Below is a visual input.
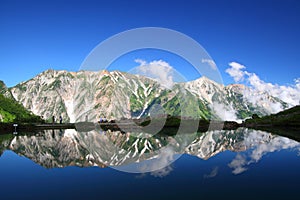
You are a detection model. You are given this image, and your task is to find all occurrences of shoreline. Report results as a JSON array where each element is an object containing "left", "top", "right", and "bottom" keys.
[
  {"left": 0, "top": 119, "right": 239, "bottom": 133},
  {"left": 1, "top": 120, "right": 300, "bottom": 142},
  {"left": 1, "top": 119, "right": 299, "bottom": 138}
]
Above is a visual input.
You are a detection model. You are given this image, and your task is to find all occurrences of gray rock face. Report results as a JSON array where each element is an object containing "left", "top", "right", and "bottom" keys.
[{"left": 9, "top": 70, "right": 289, "bottom": 122}]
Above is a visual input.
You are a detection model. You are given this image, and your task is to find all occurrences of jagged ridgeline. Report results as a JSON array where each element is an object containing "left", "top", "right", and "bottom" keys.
[
  {"left": 0, "top": 81, "right": 42, "bottom": 123},
  {"left": 4, "top": 69, "right": 289, "bottom": 123}
]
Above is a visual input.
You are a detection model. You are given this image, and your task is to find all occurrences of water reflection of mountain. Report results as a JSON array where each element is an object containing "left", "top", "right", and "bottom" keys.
[{"left": 0, "top": 128, "right": 299, "bottom": 170}]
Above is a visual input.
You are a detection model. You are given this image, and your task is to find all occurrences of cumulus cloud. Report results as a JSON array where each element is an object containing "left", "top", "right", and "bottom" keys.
[
  {"left": 132, "top": 59, "right": 176, "bottom": 89},
  {"left": 134, "top": 59, "right": 147, "bottom": 66},
  {"left": 242, "top": 88, "right": 284, "bottom": 114},
  {"left": 226, "top": 62, "right": 300, "bottom": 109},
  {"left": 201, "top": 58, "right": 217, "bottom": 70},
  {"left": 210, "top": 102, "right": 240, "bottom": 122},
  {"left": 295, "top": 78, "right": 300, "bottom": 89},
  {"left": 226, "top": 62, "right": 246, "bottom": 82}
]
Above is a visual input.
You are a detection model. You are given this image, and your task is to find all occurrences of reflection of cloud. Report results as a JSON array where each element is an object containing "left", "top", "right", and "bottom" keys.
[
  {"left": 204, "top": 166, "right": 219, "bottom": 178},
  {"left": 63, "top": 129, "right": 78, "bottom": 139},
  {"left": 201, "top": 58, "right": 217, "bottom": 70},
  {"left": 229, "top": 129, "right": 300, "bottom": 175},
  {"left": 135, "top": 173, "right": 147, "bottom": 179},
  {"left": 226, "top": 62, "right": 300, "bottom": 108},
  {"left": 228, "top": 154, "right": 248, "bottom": 175},
  {"left": 250, "top": 136, "right": 299, "bottom": 163},
  {"left": 133, "top": 59, "right": 175, "bottom": 89},
  {"left": 150, "top": 165, "right": 173, "bottom": 178},
  {"left": 139, "top": 147, "right": 175, "bottom": 177}
]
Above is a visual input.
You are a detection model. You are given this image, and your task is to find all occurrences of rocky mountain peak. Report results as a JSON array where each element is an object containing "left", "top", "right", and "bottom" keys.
[{"left": 8, "top": 70, "right": 290, "bottom": 122}]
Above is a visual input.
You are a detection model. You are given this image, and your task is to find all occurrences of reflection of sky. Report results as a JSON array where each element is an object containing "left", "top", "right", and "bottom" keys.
[
  {"left": 1, "top": 128, "right": 300, "bottom": 199},
  {"left": 1, "top": 143, "right": 300, "bottom": 199}
]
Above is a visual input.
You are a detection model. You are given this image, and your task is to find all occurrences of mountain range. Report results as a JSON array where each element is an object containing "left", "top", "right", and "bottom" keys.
[{"left": 0, "top": 69, "right": 293, "bottom": 123}]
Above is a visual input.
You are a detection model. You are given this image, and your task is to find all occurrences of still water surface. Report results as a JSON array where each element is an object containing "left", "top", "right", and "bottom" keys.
[{"left": 0, "top": 128, "right": 299, "bottom": 199}]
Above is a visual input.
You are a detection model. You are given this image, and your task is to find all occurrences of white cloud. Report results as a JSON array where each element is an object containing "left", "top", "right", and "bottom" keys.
[
  {"left": 134, "top": 58, "right": 147, "bottom": 66},
  {"left": 132, "top": 59, "right": 175, "bottom": 89},
  {"left": 226, "top": 62, "right": 246, "bottom": 82},
  {"left": 226, "top": 62, "right": 300, "bottom": 108},
  {"left": 202, "top": 58, "right": 217, "bottom": 70},
  {"left": 295, "top": 78, "right": 300, "bottom": 90},
  {"left": 210, "top": 102, "right": 240, "bottom": 122},
  {"left": 242, "top": 89, "right": 284, "bottom": 114}
]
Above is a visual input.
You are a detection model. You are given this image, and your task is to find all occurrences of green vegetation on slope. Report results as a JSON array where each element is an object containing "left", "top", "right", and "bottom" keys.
[
  {"left": 245, "top": 105, "right": 300, "bottom": 127},
  {"left": 0, "top": 93, "right": 43, "bottom": 123},
  {"left": 0, "top": 80, "right": 7, "bottom": 94}
]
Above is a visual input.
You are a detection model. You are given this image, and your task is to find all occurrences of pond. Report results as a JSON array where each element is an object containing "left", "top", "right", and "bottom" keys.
[{"left": 0, "top": 128, "right": 299, "bottom": 200}]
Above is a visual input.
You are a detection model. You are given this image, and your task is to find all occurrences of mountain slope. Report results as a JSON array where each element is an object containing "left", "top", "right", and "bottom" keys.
[
  {"left": 0, "top": 81, "right": 42, "bottom": 123},
  {"left": 9, "top": 70, "right": 291, "bottom": 123},
  {"left": 0, "top": 80, "right": 13, "bottom": 99},
  {"left": 10, "top": 70, "right": 166, "bottom": 122}
]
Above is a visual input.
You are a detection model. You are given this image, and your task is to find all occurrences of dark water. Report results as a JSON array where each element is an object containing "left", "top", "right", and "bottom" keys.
[{"left": 0, "top": 128, "right": 299, "bottom": 200}]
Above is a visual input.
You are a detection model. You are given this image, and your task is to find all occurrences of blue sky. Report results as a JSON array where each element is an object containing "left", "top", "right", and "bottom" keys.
[{"left": 0, "top": 0, "right": 300, "bottom": 87}]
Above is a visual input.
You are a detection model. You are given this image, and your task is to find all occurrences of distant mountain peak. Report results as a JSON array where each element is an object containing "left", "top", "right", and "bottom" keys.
[
  {"left": 0, "top": 80, "right": 7, "bottom": 94},
  {"left": 0, "top": 80, "right": 13, "bottom": 99},
  {"left": 8, "top": 70, "right": 290, "bottom": 122},
  {"left": 225, "top": 84, "right": 246, "bottom": 93}
]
